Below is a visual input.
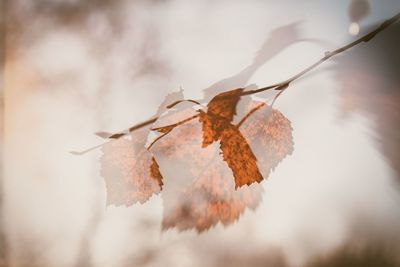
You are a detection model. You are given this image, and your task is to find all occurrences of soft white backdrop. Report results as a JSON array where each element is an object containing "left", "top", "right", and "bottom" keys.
[{"left": 3, "top": 1, "right": 400, "bottom": 266}]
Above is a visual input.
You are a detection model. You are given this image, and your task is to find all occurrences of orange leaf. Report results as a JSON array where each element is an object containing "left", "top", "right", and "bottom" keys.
[
  {"left": 151, "top": 116, "right": 263, "bottom": 232},
  {"left": 100, "top": 128, "right": 163, "bottom": 206},
  {"left": 99, "top": 90, "right": 294, "bottom": 232},
  {"left": 240, "top": 100, "right": 294, "bottom": 178},
  {"left": 219, "top": 123, "right": 263, "bottom": 188},
  {"left": 198, "top": 107, "right": 263, "bottom": 188},
  {"left": 162, "top": 160, "right": 263, "bottom": 232},
  {"left": 206, "top": 88, "right": 244, "bottom": 121}
]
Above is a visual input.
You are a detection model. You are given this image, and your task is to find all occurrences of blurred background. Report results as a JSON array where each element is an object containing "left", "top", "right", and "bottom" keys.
[{"left": 1, "top": 0, "right": 400, "bottom": 266}]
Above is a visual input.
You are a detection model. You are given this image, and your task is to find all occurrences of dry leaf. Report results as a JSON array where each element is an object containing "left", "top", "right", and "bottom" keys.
[
  {"left": 99, "top": 89, "right": 187, "bottom": 205},
  {"left": 219, "top": 123, "right": 264, "bottom": 188},
  {"left": 240, "top": 100, "right": 294, "bottom": 178},
  {"left": 151, "top": 118, "right": 263, "bottom": 232},
  {"left": 199, "top": 89, "right": 264, "bottom": 188},
  {"left": 162, "top": 160, "right": 263, "bottom": 232},
  {"left": 100, "top": 128, "right": 163, "bottom": 206},
  {"left": 99, "top": 88, "right": 294, "bottom": 232},
  {"left": 206, "top": 88, "right": 244, "bottom": 121}
]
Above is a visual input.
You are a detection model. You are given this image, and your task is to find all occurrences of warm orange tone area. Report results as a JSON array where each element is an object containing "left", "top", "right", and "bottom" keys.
[
  {"left": 100, "top": 88, "right": 294, "bottom": 232},
  {"left": 100, "top": 127, "right": 163, "bottom": 206}
]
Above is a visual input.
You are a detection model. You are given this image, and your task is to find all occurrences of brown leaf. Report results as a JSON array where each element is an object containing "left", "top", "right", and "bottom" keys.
[
  {"left": 219, "top": 123, "right": 263, "bottom": 188},
  {"left": 198, "top": 110, "right": 216, "bottom": 147},
  {"left": 98, "top": 89, "right": 189, "bottom": 206},
  {"left": 100, "top": 128, "right": 163, "bottom": 206},
  {"left": 162, "top": 160, "right": 263, "bottom": 232},
  {"left": 151, "top": 115, "right": 263, "bottom": 232},
  {"left": 240, "top": 100, "right": 294, "bottom": 178},
  {"left": 199, "top": 88, "right": 264, "bottom": 188},
  {"left": 198, "top": 107, "right": 263, "bottom": 188},
  {"left": 206, "top": 88, "right": 244, "bottom": 121},
  {"left": 99, "top": 90, "right": 293, "bottom": 232}
]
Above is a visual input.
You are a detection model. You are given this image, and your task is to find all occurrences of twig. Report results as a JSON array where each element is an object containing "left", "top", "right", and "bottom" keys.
[
  {"left": 241, "top": 11, "right": 400, "bottom": 97},
  {"left": 148, "top": 114, "right": 200, "bottom": 149},
  {"left": 71, "top": 12, "right": 400, "bottom": 155},
  {"left": 236, "top": 103, "right": 266, "bottom": 128},
  {"left": 166, "top": 99, "right": 202, "bottom": 109},
  {"left": 94, "top": 117, "right": 158, "bottom": 139},
  {"left": 70, "top": 142, "right": 108, "bottom": 155},
  {"left": 270, "top": 89, "right": 286, "bottom": 107}
]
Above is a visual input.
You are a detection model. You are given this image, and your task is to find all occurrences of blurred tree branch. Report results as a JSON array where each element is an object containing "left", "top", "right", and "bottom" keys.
[{"left": 72, "top": 11, "right": 400, "bottom": 155}]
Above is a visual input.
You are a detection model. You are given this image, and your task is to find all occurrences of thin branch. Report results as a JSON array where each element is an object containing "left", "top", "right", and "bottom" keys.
[
  {"left": 95, "top": 101, "right": 202, "bottom": 139},
  {"left": 71, "top": 117, "right": 159, "bottom": 154},
  {"left": 151, "top": 114, "right": 200, "bottom": 133},
  {"left": 70, "top": 142, "right": 108, "bottom": 155},
  {"left": 121, "top": 117, "right": 158, "bottom": 138},
  {"left": 71, "top": 12, "right": 400, "bottom": 155},
  {"left": 241, "top": 11, "right": 400, "bottom": 97},
  {"left": 166, "top": 99, "right": 202, "bottom": 109},
  {"left": 270, "top": 89, "right": 286, "bottom": 107},
  {"left": 95, "top": 117, "right": 158, "bottom": 139},
  {"left": 236, "top": 102, "right": 266, "bottom": 128},
  {"left": 148, "top": 114, "right": 199, "bottom": 149},
  {"left": 146, "top": 132, "right": 170, "bottom": 150}
]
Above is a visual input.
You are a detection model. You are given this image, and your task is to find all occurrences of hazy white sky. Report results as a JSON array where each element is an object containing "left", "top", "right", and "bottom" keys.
[{"left": 3, "top": 1, "right": 400, "bottom": 267}]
